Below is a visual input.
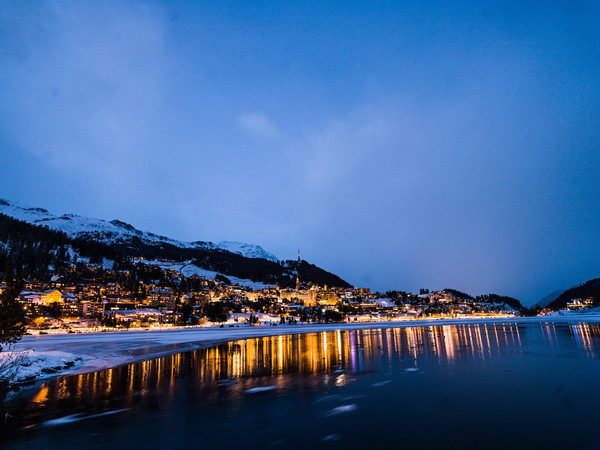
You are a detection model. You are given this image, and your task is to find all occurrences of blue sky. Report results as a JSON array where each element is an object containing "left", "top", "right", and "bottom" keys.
[{"left": 1, "top": 1, "right": 599, "bottom": 303}]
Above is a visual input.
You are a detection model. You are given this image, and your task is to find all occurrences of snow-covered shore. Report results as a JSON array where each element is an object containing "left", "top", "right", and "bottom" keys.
[
  {"left": 7, "top": 311, "right": 600, "bottom": 383},
  {"left": 0, "top": 350, "right": 84, "bottom": 384}
]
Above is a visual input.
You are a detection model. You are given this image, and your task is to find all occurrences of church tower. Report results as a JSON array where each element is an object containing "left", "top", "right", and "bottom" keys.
[{"left": 296, "top": 248, "right": 301, "bottom": 291}]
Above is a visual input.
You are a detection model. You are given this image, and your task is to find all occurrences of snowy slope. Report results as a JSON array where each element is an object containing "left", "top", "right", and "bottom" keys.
[
  {"left": 137, "top": 259, "right": 276, "bottom": 290},
  {"left": 0, "top": 198, "right": 278, "bottom": 261},
  {"left": 216, "top": 241, "right": 278, "bottom": 261}
]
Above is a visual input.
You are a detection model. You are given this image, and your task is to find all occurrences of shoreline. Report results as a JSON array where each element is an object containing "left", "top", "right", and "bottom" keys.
[{"left": 10, "top": 313, "right": 600, "bottom": 382}]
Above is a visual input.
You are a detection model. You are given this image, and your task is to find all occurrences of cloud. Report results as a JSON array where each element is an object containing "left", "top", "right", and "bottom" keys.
[
  {"left": 238, "top": 112, "right": 279, "bottom": 139},
  {"left": 0, "top": 1, "right": 170, "bottom": 175},
  {"left": 288, "top": 104, "right": 419, "bottom": 193}
]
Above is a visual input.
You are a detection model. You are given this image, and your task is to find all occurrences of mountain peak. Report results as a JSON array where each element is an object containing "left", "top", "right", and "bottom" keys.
[
  {"left": 216, "top": 241, "right": 278, "bottom": 262},
  {"left": 109, "top": 219, "right": 139, "bottom": 232}
]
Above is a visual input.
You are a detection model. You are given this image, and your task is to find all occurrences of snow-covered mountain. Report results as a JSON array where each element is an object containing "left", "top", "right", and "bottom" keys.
[
  {"left": 216, "top": 241, "right": 277, "bottom": 261},
  {"left": 0, "top": 198, "right": 279, "bottom": 262}
]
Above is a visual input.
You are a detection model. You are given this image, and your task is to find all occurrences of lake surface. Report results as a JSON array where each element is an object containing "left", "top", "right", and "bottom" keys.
[{"left": 4, "top": 322, "right": 600, "bottom": 449}]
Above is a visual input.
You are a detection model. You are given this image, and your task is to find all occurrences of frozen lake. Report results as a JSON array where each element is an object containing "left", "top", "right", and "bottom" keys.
[{"left": 4, "top": 322, "right": 600, "bottom": 448}]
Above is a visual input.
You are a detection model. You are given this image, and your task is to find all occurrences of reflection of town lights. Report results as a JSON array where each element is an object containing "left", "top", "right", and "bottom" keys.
[{"left": 27, "top": 323, "right": 600, "bottom": 412}]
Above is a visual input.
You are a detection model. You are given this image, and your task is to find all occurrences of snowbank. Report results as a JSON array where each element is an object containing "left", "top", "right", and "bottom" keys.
[
  {"left": 0, "top": 350, "right": 84, "bottom": 383},
  {"left": 543, "top": 306, "right": 600, "bottom": 319}
]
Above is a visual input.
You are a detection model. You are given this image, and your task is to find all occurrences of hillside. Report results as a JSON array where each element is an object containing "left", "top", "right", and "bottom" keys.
[
  {"left": 546, "top": 279, "right": 600, "bottom": 310},
  {"left": 443, "top": 290, "right": 527, "bottom": 314},
  {"left": 0, "top": 199, "right": 278, "bottom": 261},
  {"left": 477, "top": 294, "right": 527, "bottom": 314},
  {"left": 0, "top": 210, "right": 351, "bottom": 289},
  {"left": 535, "top": 289, "right": 567, "bottom": 309}
]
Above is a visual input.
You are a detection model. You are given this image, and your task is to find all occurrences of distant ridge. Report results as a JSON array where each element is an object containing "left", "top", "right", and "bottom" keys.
[{"left": 535, "top": 289, "right": 567, "bottom": 309}]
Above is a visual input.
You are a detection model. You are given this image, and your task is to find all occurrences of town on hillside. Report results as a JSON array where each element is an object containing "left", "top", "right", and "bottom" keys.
[{"left": 0, "top": 257, "right": 529, "bottom": 333}]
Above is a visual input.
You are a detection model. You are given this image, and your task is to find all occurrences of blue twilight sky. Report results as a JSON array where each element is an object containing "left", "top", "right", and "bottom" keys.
[{"left": 1, "top": 1, "right": 599, "bottom": 303}]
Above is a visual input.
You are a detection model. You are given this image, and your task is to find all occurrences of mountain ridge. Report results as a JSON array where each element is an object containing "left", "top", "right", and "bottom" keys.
[
  {"left": 0, "top": 198, "right": 278, "bottom": 262},
  {"left": 0, "top": 201, "right": 351, "bottom": 289}
]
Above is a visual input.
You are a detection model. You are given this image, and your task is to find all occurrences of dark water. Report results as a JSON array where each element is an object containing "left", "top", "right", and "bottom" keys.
[{"left": 4, "top": 322, "right": 600, "bottom": 449}]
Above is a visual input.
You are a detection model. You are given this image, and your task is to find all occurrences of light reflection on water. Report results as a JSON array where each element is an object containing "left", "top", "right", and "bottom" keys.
[
  {"left": 6, "top": 322, "right": 600, "bottom": 448},
  {"left": 20, "top": 323, "right": 600, "bottom": 406},
  {"left": 570, "top": 322, "right": 600, "bottom": 357},
  {"left": 34, "top": 324, "right": 532, "bottom": 405}
]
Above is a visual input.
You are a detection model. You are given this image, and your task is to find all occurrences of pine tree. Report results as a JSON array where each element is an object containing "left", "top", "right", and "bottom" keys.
[{"left": 0, "top": 285, "right": 25, "bottom": 352}]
